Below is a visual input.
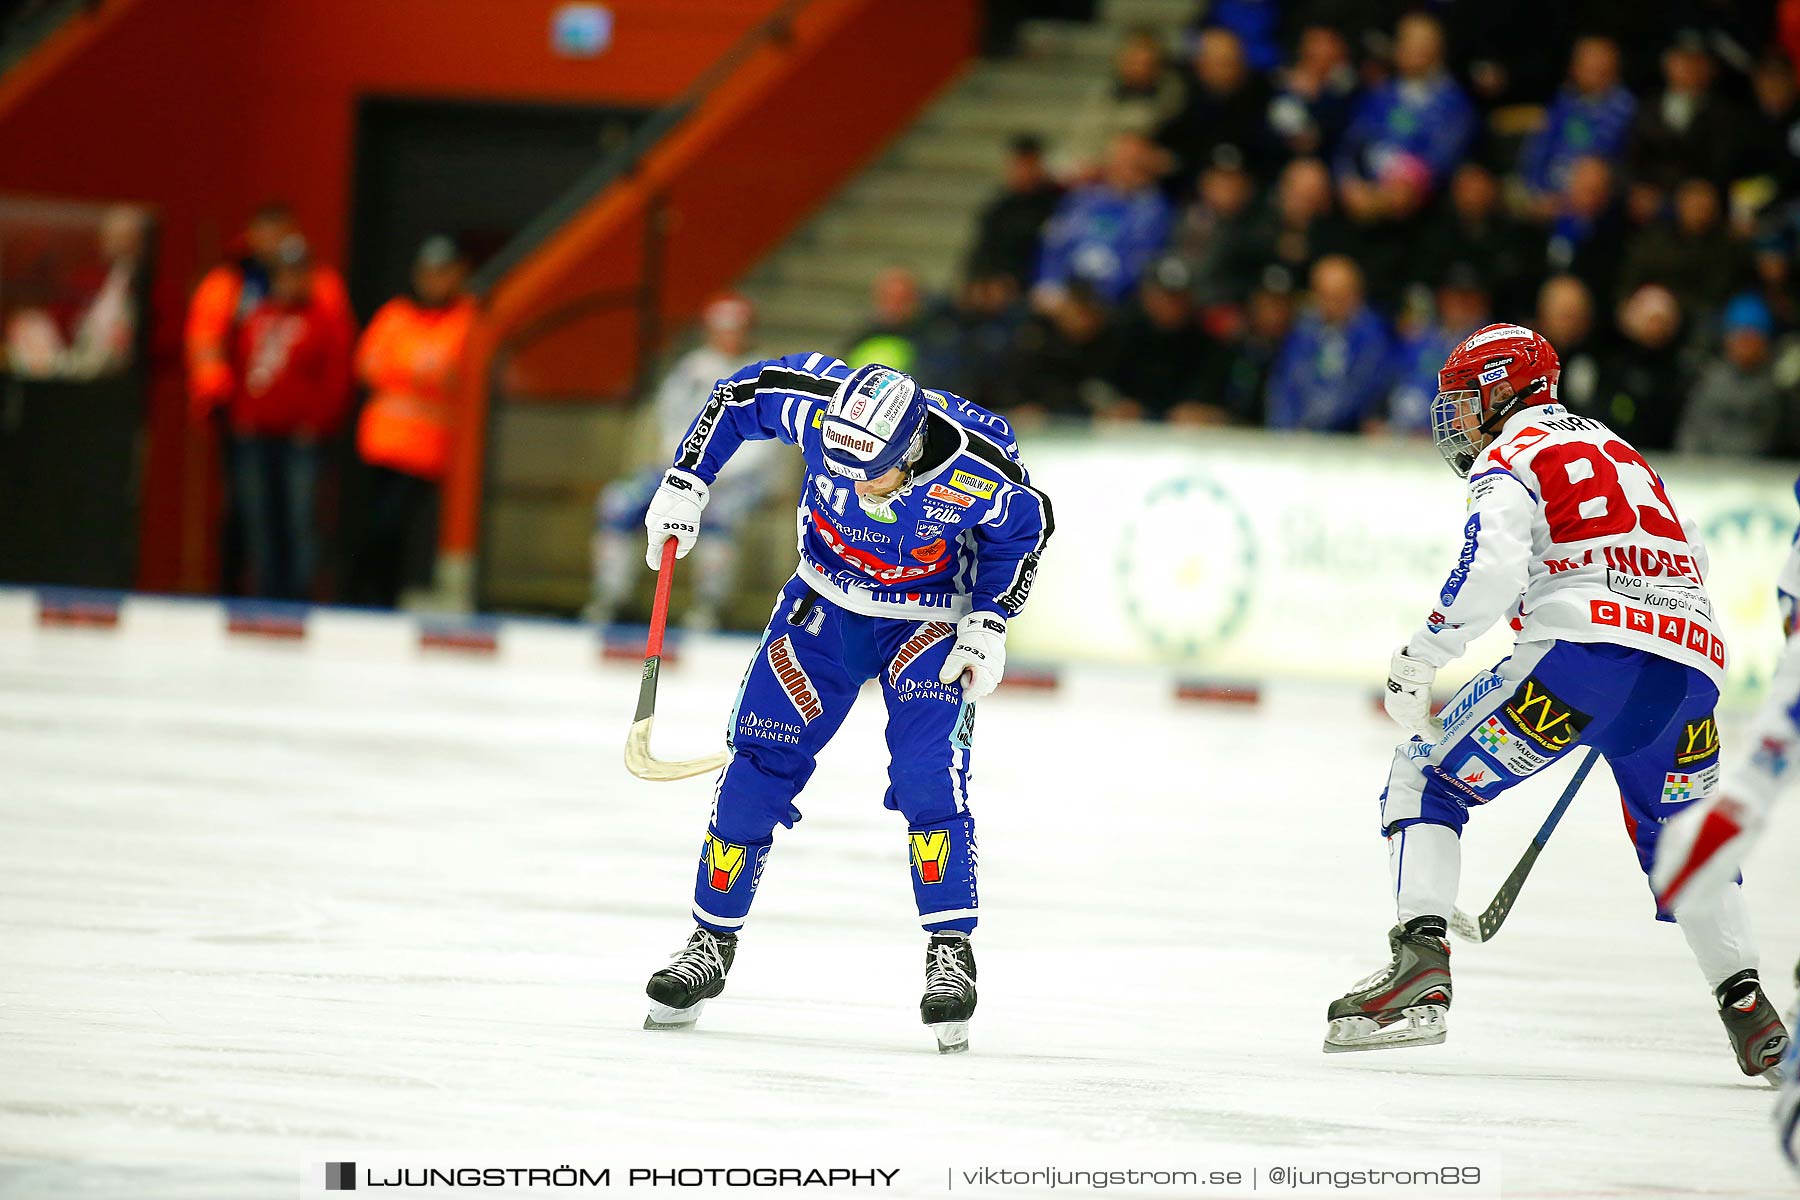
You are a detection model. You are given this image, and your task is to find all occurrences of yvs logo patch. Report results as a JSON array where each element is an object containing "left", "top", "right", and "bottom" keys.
[
  {"left": 909, "top": 829, "right": 950, "bottom": 885},
  {"left": 1675, "top": 715, "right": 1720, "bottom": 769},
  {"left": 704, "top": 834, "right": 747, "bottom": 892},
  {"left": 1502, "top": 677, "right": 1591, "bottom": 753}
]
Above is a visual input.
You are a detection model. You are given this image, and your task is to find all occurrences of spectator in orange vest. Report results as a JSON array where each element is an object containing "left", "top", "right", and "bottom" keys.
[
  {"left": 225, "top": 235, "right": 354, "bottom": 600},
  {"left": 185, "top": 201, "right": 351, "bottom": 594},
  {"left": 348, "top": 236, "right": 475, "bottom": 608}
]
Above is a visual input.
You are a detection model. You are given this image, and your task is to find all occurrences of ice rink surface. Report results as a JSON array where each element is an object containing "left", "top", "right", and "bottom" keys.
[{"left": 2, "top": 625, "right": 1796, "bottom": 1198}]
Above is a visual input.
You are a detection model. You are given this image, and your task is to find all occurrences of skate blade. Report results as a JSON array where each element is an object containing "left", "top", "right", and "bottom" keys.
[
  {"left": 644, "top": 999, "right": 706, "bottom": 1031},
  {"left": 930, "top": 1021, "right": 970, "bottom": 1054},
  {"left": 1323, "top": 1004, "right": 1447, "bottom": 1054}
]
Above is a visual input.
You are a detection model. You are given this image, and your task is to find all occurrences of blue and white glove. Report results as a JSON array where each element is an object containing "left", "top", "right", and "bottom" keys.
[
  {"left": 940, "top": 612, "right": 1007, "bottom": 701},
  {"left": 644, "top": 468, "right": 708, "bottom": 569}
]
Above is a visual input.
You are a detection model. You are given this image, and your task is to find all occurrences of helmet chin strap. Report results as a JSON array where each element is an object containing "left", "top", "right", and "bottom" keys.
[{"left": 1474, "top": 379, "right": 1548, "bottom": 440}]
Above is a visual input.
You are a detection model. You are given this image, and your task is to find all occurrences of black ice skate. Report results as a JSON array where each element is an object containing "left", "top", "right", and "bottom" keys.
[
  {"left": 920, "top": 931, "right": 977, "bottom": 1054},
  {"left": 1323, "top": 916, "right": 1452, "bottom": 1053},
  {"left": 1717, "top": 969, "right": 1790, "bottom": 1082},
  {"left": 644, "top": 928, "right": 736, "bottom": 1031}
]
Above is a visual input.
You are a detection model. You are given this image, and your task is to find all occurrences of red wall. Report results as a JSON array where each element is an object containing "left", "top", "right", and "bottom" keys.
[
  {"left": 0, "top": 0, "right": 787, "bottom": 590},
  {"left": 450, "top": 0, "right": 980, "bottom": 558}
]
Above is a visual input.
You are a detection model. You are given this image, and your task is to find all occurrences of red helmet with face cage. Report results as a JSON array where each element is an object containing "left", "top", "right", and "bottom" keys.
[{"left": 1432, "top": 323, "right": 1561, "bottom": 477}]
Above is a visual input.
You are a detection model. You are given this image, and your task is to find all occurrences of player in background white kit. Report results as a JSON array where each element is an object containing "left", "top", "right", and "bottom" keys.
[
  {"left": 1654, "top": 478, "right": 1800, "bottom": 1164},
  {"left": 588, "top": 295, "right": 781, "bottom": 630},
  {"left": 1324, "top": 324, "right": 1789, "bottom": 1079}
]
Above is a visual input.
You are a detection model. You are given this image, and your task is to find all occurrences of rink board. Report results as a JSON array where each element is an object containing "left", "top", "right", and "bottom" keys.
[{"left": 1009, "top": 428, "right": 1798, "bottom": 706}]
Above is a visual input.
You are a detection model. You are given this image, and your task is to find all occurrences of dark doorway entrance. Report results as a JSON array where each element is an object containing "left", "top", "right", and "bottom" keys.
[{"left": 346, "top": 97, "right": 650, "bottom": 318}]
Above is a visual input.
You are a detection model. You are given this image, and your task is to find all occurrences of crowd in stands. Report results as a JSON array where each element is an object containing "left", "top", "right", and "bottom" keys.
[{"left": 850, "top": 4, "right": 1800, "bottom": 458}]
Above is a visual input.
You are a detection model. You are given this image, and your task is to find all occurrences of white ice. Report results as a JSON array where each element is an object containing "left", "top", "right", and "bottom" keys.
[{"left": 1, "top": 625, "right": 1795, "bottom": 1198}]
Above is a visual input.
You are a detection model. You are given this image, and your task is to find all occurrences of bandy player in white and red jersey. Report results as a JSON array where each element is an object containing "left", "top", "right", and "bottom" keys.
[{"left": 1323, "top": 323, "right": 1790, "bottom": 1079}]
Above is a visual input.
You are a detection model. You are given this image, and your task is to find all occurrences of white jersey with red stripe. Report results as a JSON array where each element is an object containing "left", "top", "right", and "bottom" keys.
[{"left": 1404, "top": 402, "right": 1725, "bottom": 686}]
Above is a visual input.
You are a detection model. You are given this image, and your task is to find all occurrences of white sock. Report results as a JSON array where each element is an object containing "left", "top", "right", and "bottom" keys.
[
  {"left": 1675, "top": 881, "right": 1760, "bottom": 993},
  {"left": 1390, "top": 823, "right": 1461, "bottom": 925}
]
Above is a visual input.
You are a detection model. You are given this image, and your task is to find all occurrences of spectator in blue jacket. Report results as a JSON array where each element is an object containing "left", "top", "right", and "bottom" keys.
[
  {"left": 1518, "top": 36, "right": 1637, "bottom": 215},
  {"left": 1036, "top": 132, "right": 1175, "bottom": 304},
  {"left": 1267, "top": 254, "right": 1391, "bottom": 432},
  {"left": 1379, "top": 265, "right": 1493, "bottom": 435},
  {"left": 1335, "top": 13, "right": 1477, "bottom": 224}
]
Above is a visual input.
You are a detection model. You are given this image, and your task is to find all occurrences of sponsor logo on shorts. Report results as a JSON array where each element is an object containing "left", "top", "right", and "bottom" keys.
[
  {"left": 949, "top": 470, "right": 998, "bottom": 500},
  {"left": 892, "top": 676, "right": 961, "bottom": 704},
  {"left": 1675, "top": 715, "right": 1720, "bottom": 768},
  {"left": 1502, "top": 677, "right": 1592, "bottom": 753},
  {"left": 738, "top": 711, "right": 804, "bottom": 745},
  {"left": 953, "top": 700, "right": 976, "bottom": 749},
  {"left": 1661, "top": 771, "right": 1698, "bottom": 804},
  {"left": 1453, "top": 754, "right": 1502, "bottom": 792},
  {"left": 887, "top": 622, "right": 955, "bottom": 686},
  {"left": 1440, "top": 671, "right": 1505, "bottom": 736},
  {"left": 767, "top": 635, "right": 825, "bottom": 723},
  {"left": 1474, "top": 715, "right": 1553, "bottom": 775},
  {"left": 910, "top": 538, "right": 947, "bottom": 563},
  {"left": 910, "top": 829, "right": 950, "bottom": 885},
  {"left": 927, "top": 483, "right": 974, "bottom": 508},
  {"left": 705, "top": 834, "right": 747, "bottom": 892}
]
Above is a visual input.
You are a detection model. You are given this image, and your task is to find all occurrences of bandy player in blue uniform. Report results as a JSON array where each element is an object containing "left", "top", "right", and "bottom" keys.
[
  {"left": 636, "top": 355, "right": 1052, "bottom": 1053},
  {"left": 1322, "top": 324, "right": 1789, "bottom": 1079}
]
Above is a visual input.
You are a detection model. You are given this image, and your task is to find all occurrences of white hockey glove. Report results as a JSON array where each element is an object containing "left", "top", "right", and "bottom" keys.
[
  {"left": 940, "top": 612, "right": 1007, "bottom": 701},
  {"left": 644, "top": 468, "right": 708, "bottom": 570},
  {"left": 1652, "top": 790, "right": 1768, "bottom": 913},
  {"left": 1384, "top": 647, "right": 1439, "bottom": 740}
]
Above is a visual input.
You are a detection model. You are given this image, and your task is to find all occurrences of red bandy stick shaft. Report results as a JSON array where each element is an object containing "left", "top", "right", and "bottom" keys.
[{"left": 645, "top": 538, "right": 678, "bottom": 659}]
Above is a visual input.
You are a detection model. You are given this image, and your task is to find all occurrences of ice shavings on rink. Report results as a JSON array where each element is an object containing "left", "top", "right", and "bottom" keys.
[{"left": 0, "top": 623, "right": 1794, "bottom": 1197}]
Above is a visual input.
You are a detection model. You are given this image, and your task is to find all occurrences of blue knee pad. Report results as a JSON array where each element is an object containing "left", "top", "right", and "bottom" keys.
[{"left": 907, "top": 813, "right": 978, "bottom": 934}]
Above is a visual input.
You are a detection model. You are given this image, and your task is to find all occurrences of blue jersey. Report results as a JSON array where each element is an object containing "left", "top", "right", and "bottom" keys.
[{"left": 673, "top": 352, "right": 1054, "bottom": 623}]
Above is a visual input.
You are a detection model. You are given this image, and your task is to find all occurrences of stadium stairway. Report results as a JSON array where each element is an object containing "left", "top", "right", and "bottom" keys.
[{"left": 740, "top": 0, "right": 1198, "bottom": 358}]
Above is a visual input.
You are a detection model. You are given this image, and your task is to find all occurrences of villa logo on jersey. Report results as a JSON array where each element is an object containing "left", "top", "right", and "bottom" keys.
[
  {"left": 909, "top": 830, "right": 951, "bottom": 885},
  {"left": 704, "top": 834, "right": 747, "bottom": 892},
  {"left": 1675, "top": 716, "right": 1720, "bottom": 767},
  {"left": 767, "top": 635, "right": 825, "bottom": 723},
  {"left": 887, "top": 622, "right": 955, "bottom": 685},
  {"left": 910, "top": 538, "right": 947, "bottom": 563},
  {"left": 1502, "top": 677, "right": 1591, "bottom": 752},
  {"left": 948, "top": 470, "right": 998, "bottom": 500}
]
